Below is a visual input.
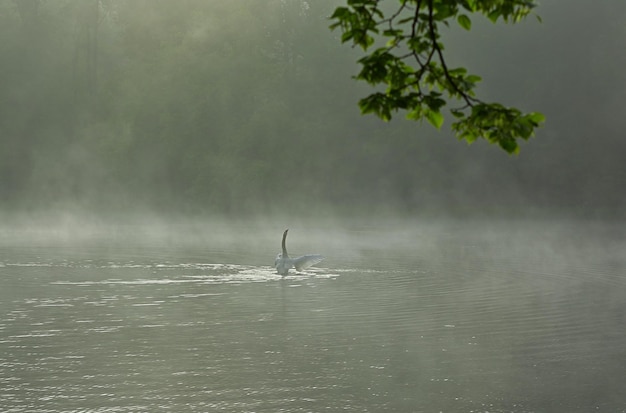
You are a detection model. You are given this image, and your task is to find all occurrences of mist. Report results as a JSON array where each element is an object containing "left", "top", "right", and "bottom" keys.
[
  {"left": 1, "top": 0, "right": 624, "bottom": 222},
  {"left": 1, "top": 2, "right": 626, "bottom": 411}
]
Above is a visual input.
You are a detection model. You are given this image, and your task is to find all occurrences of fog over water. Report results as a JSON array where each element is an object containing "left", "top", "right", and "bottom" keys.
[
  {"left": 1, "top": 0, "right": 625, "bottom": 411},
  {"left": 1, "top": 219, "right": 626, "bottom": 411}
]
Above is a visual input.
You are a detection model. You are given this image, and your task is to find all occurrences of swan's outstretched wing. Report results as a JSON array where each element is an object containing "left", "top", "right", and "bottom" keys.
[{"left": 293, "top": 254, "right": 324, "bottom": 271}]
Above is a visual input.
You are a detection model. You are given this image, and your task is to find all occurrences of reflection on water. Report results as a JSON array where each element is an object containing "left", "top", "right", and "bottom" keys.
[{"left": 1, "top": 219, "right": 625, "bottom": 412}]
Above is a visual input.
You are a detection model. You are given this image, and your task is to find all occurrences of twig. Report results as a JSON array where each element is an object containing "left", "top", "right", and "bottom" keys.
[{"left": 426, "top": 0, "right": 478, "bottom": 106}]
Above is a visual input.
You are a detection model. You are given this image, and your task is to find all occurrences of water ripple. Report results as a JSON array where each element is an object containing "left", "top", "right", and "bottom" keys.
[{"left": 1, "top": 221, "right": 625, "bottom": 412}]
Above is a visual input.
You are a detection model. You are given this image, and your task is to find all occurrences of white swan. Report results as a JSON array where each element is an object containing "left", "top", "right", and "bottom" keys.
[{"left": 275, "top": 229, "right": 324, "bottom": 276}]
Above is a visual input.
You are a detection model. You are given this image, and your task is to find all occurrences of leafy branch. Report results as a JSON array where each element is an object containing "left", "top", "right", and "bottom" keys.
[{"left": 330, "top": 0, "right": 545, "bottom": 154}]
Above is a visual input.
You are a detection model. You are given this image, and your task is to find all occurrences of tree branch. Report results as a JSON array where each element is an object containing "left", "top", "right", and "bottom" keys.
[{"left": 426, "top": 0, "right": 477, "bottom": 107}]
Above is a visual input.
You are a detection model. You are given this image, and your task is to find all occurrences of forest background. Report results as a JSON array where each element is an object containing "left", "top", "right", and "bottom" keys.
[{"left": 1, "top": 0, "right": 624, "bottom": 219}]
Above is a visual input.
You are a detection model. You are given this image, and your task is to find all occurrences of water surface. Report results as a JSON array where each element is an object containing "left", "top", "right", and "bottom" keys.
[{"left": 1, "top": 219, "right": 625, "bottom": 412}]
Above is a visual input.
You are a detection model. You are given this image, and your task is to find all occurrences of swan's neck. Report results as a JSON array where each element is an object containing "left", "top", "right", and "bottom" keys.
[{"left": 281, "top": 229, "right": 289, "bottom": 258}]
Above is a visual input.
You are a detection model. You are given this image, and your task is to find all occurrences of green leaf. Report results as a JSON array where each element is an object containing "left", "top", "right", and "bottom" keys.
[
  {"left": 487, "top": 10, "right": 501, "bottom": 23},
  {"left": 424, "top": 93, "right": 446, "bottom": 112},
  {"left": 330, "top": 7, "right": 350, "bottom": 20},
  {"left": 383, "top": 29, "right": 403, "bottom": 37},
  {"left": 462, "top": 130, "right": 478, "bottom": 144},
  {"left": 359, "top": 93, "right": 393, "bottom": 121},
  {"left": 466, "top": 74, "right": 482, "bottom": 84},
  {"left": 448, "top": 67, "right": 467, "bottom": 77},
  {"left": 526, "top": 112, "right": 546, "bottom": 125},
  {"left": 462, "top": 0, "right": 477, "bottom": 13},
  {"left": 433, "top": 4, "right": 456, "bottom": 21},
  {"left": 425, "top": 110, "right": 444, "bottom": 129},
  {"left": 406, "top": 105, "right": 423, "bottom": 121},
  {"left": 341, "top": 31, "right": 354, "bottom": 43},
  {"left": 450, "top": 109, "right": 465, "bottom": 119},
  {"left": 514, "top": 119, "right": 533, "bottom": 139},
  {"left": 499, "top": 137, "right": 520, "bottom": 154},
  {"left": 457, "top": 14, "right": 472, "bottom": 30}
]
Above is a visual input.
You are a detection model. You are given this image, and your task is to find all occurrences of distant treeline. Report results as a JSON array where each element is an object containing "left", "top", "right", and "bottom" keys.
[{"left": 1, "top": 0, "right": 624, "bottom": 217}]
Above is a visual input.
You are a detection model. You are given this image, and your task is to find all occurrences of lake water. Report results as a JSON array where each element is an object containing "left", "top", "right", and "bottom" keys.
[{"left": 1, "top": 218, "right": 625, "bottom": 412}]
